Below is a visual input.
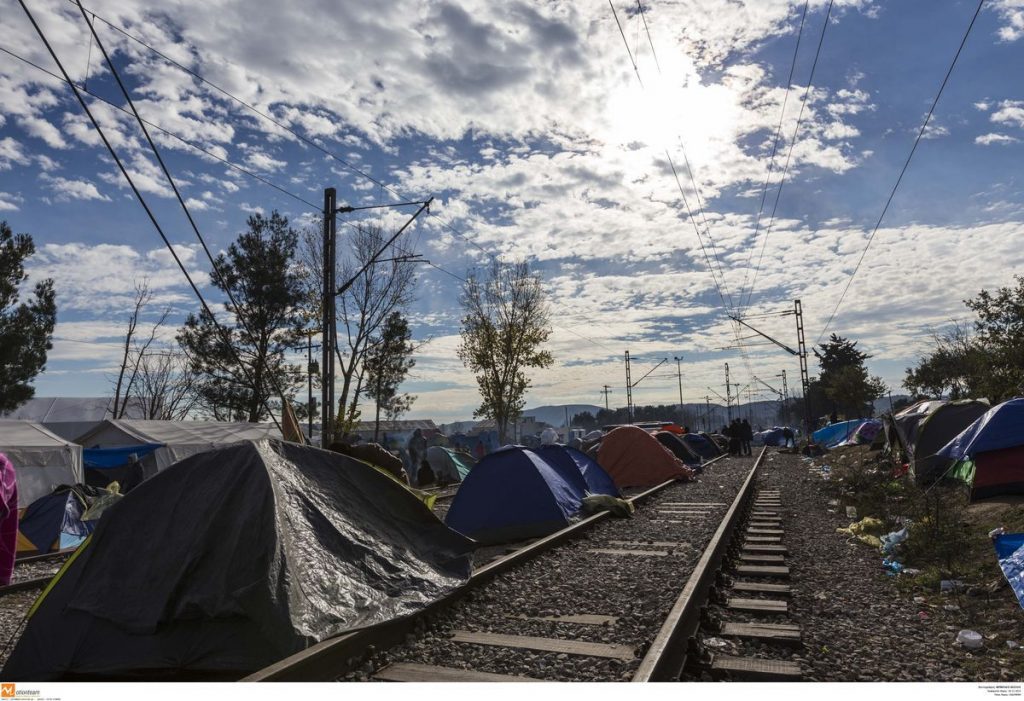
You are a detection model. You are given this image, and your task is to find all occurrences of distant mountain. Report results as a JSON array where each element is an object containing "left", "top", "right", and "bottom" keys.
[{"left": 522, "top": 404, "right": 603, "bottom": 427}]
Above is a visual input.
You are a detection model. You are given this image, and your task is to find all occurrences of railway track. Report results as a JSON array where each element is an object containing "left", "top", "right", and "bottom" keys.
[
  {"left": 0, "top": 550, "right": 74, "bottom": 598},
  {"left": 245, "top": 448, "right": 764, "bottom": 682}
]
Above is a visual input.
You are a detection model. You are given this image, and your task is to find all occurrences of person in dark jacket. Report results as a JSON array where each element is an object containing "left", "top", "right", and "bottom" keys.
[
  {"left": 726, "top": 420, "right": 741, "bottom": 456},
  {"left": 740, "top": 419, "right": 753, "bottom": 456}
]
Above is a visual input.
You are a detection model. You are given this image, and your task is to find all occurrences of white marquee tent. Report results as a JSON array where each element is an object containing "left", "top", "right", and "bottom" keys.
[
  {"left": 74, "top": 420, "right": 282, "bottom": 472},
  {"left": 0, "top": 420, "right": 84, "bottom": 506}
]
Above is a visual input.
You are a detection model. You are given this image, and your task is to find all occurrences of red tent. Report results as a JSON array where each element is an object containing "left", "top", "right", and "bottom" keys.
[{"left": 597, "top": 426, "right": 695, "bottom": 488}]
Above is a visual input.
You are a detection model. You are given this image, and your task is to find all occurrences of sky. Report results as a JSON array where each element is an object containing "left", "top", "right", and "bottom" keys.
[{"left": 1, "top": 0, "right": 1023, "bottom": 423}]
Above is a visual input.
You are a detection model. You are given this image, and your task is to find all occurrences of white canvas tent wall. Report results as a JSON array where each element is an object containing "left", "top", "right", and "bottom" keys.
[
  {"left": 0, "top": 420, "right": 84, "bottom": 506},
  {"left": 75, "top": 420, "right": 281, "bottom": 472},
  {"left": 1, "top": 396, "right": 147, "bottom": 441}
]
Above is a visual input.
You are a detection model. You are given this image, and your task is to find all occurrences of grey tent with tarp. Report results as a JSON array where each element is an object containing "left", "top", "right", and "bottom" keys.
[{"left": 2, "top": 439, "right": 473, "bottom": 681}]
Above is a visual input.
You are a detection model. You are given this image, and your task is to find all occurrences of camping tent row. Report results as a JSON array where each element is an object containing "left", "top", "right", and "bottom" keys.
[
  {"left": 885, "top": 399, "right": 990, "bottom": 485},
  {"left": 2, "top": 439, "right": 474, "bottom": 681},
  {"left": 935, "top": 398, "right": 1024, "bottom": 500},
  {"left": 0, "top": 419, "right": 281, "bottom": 555},
  {"left": 447, "top": 426, "right": 706, "bottom": 545}
]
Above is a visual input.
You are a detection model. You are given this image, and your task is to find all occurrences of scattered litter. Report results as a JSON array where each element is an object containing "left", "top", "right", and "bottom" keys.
[
  {"left": 880, "top": 527, "right": 909, "bottom": 554},
  {"left": 703, "top": 637, "right": 729, "bottom": 649},
  {"left": 941, "top": 579, "right": 966, "bottom": 594},
  {"left": 845, "top": 506, "right": 858, "bottom": 519},
  {"left": 918, "top": 611, "right": 929, "bottom": 620},
  {"left": 944, "top": 604, "right": 961, "bottom": 612},
  {"left": 882, "top": 557, "right": 903, "bottom": 574},
  {"left": 903, "top": 568, "right": 921, "bottom": 576},
  {"left": 913, "top": 596, "right": 926, "bottom": 604},
  {"left": 1007, "top": 640, "right": 1019, "bottom": 649},
  {"left": 956, "top": 630, "right": 984, "bottom": 651},
  {"left": 828, "top": 499, "right": 839, "bottom": 507},
  {"left": 989, "top": 527, "right": 1007, "bottom": 539}
]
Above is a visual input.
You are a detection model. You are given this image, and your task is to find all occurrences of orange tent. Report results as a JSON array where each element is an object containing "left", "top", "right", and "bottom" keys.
[{"left": 597, "top": 426, "right": 695, "bottom": 488}]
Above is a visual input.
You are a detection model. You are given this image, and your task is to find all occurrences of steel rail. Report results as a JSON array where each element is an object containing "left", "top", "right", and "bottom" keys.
[
  {"left": 632, "top": 445, "right": 767, "bottom": 682},
  {"left": 14, "top": 549, "right": 76, "bottom": 565},
  {"left": 0, "top": 576, "right": 52, "bottom": 596},
  {"left": 244, "top": 452, "right": 729, "bottom": 682}
]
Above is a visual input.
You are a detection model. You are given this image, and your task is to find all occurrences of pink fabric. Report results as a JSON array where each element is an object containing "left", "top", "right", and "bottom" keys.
[{"left": 0, "top": 452, "right": 17, "bottom": 585}]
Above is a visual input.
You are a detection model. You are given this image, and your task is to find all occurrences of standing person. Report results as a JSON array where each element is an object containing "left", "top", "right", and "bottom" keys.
[
  {"left": 726, "top": 421, "right": 739, "bottom": 456},
  {"left": 407, "top": 429, "right": 427, "bottom": 475},
  {"left": 741, "top": 419, "right": 753, "bottom": 456},
  {"left": 0, "top": 452, "right": 17, "bottom": 586}
]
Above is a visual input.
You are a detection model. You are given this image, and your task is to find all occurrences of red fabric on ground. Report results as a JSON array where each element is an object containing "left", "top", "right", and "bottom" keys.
[
  {"left": 596, "top": 426, "right": 695, "bottom": 488},
  {"left": 973, "top": 446, "right": 1024, "bottom": 498}
]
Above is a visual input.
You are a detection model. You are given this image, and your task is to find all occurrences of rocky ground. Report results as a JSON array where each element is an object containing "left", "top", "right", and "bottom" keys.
[{"left": 763, "top": 448, "right": 1024, "bottom": 682}]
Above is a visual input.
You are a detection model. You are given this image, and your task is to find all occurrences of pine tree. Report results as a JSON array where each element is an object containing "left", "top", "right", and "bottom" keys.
[
  {"left": 0, "top": 222, "right": 56, "bottom": 413},
  {"left": 177, "top": 212, "right": 304, "bottom": 422}
]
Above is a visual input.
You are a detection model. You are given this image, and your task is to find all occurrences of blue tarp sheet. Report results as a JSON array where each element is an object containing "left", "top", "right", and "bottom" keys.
[
  {"left": 994, "top": 533, "right": 1024, "bottom": 610},
  {"left": 84, "top": 444, "right": 162, "bottom": 469},
  {"left": 813, "top": 420, "right": 865, "bottom": 447},
  {"left": 937, "top": 398, "right": 1024, "bottom": 460}
]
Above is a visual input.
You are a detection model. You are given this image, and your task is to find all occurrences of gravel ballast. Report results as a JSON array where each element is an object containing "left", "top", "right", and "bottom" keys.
[
  {"left": 749, "top": 449, "right": 1023, "bottom": 682},
  {"left": 347, "top": 454, "right": 758, "bottom": 681}
]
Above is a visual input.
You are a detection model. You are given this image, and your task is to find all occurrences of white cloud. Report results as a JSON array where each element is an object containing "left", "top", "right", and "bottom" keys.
[
  {"left": 27, "top": 242, "right": 208, "bottom": 312},
  {"left": 0, "top": 137, "right": 29, "bottom": 170},
  {"left": 991, "top": 100, "right": 1024, "bottom": 128},
  {"left": 18, "top": 115, "right": 67, "bottom": 149},
  {"left": 992, "top": 0, "right": 1024, "bottom": 42},
  {"left": 975, "top": 132, "right": 1020, "bottom": 145},
  {"left": 0, "top": 192, "right": 22, "bottom": 211},
  {"left": 40, "top": 175, "right": 111, "bottom": 202}
]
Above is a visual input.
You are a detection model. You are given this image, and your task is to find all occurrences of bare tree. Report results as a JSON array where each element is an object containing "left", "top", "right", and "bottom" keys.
[
  {"left": 111, "top": 279, "right": 171, "bottom": 418},
  {"left": 131, "top": 351, "right": 200, "bottom": 420},
  {"left": 302, "top": 221, "right": 417, "bottom": 432}
]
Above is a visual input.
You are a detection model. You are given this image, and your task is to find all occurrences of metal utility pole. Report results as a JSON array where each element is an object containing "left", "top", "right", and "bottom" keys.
[
  {"left": 673, "top": 355, "right": 684, "bottom": 408},
  {"left": 624, "top": 351, "right": 633, "bottom": 422},
  {"left": 320, "top": 190, "right": 432, "bottom": 447},
  {"left": 778, "top": 370, "right": 789, "bottom": 401},
  {"left": 601, "top": 385, "right": 613, "bottom": 412},
  {"left": 306, "top": 332, "right": 320, "bottom": 443},
  {"left": 321, "top": 188, "right": 336, "bottom": 447},
  {"left": 794, "top": 299, "right": 812, "bottom": 434},
  {"left": 705, "top": 395, "right": 712, "bottom": 432},
  {"left": 725, "top": 362, "right": 732, "bottom": 422}
]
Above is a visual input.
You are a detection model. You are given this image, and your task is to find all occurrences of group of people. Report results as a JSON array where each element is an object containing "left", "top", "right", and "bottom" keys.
[{"left": 723, "top": 418, "right": 754, "bottom": 456}]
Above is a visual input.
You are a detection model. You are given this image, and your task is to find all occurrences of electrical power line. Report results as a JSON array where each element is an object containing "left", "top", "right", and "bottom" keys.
[
  {"left": 66, "top": 0, "right": 498, "bottom": 263},
  {"left": 16, "top": 0, "right": 287, "bottom": 430},
  {"left": 740, "top": 0, "right": 834, "bottom": 314},
  {"left": 53, "top": 0, "right": 627, "bottom": 368},
  {"left": 736, "top": 0, "right": 810, "bottom": 309},
  {"left": 816, "top": 0, "right": 986, "bottom": 343}
]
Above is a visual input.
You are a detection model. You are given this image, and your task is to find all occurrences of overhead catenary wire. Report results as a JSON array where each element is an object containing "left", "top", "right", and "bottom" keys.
[
  {"left": 627, "top": 3, "right": 759, "bottom": 396},
  {"left": 51, "top": 0, "right": 627, "bottom": 369},
  {"left": 77, "top": 1, "right": 319, "bottom": 425},
  {"left": 16, "top": 0, "right": 282, "bottom": 432},
  {"left": 0, "top": 43, "right": 467, "bottom": 288},
  {"left": 3, "top": 43, "right": 618, "bottom": 374},
  {"left": 0, "top": 46, "right": 321, "bottom": 212},
  {"left": 816, "top": 0, "right": 986, "bottom": 344},
  {"left": 64, "top": 0, "right": 498, "bottom": 264},
  {"left": 739, "top": 0, "right": 835, "bottom": 315},
  {"left": 736, "top": 0, "right": 810, "bottom": 312}
]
